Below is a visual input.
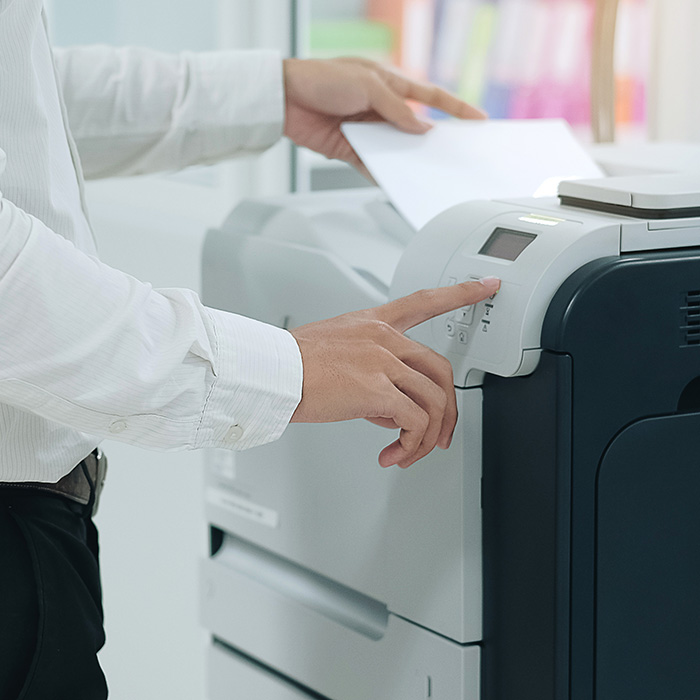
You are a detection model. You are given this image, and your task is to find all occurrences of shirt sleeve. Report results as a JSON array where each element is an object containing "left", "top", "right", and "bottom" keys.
[
  {"left": 52, "top": 46, "right": 285, "bottom": 179},
  {"left": 0, "top": 155, "right": 303, "bottom": 451}
]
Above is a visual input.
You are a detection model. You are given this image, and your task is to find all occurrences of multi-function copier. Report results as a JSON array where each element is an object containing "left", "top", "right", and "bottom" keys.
[{"left": 200, "top": 170, "right": 700, "bottom": 700}]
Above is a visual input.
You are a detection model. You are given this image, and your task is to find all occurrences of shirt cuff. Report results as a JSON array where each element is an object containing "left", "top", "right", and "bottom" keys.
[
  {"left": 187, "top": 49, "right": 285, "bottom": 162},
  {"left": 196, "top": 308, "right": 302, "bottom": 450}
]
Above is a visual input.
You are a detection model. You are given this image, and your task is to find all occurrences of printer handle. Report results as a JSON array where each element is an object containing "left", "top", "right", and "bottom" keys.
[{"left": 211, "top": 532, "right": 389, "bottom": 641}]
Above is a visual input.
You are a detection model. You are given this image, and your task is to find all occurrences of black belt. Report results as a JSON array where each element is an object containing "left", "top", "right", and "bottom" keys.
[{"left": 1, "top": 449, "right": 108, "bottom": 514}]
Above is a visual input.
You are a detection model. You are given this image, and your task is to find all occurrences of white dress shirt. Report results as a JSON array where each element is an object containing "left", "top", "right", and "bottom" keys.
[{"left": 0, "top": 0, "right": 303, "bottom": 482}]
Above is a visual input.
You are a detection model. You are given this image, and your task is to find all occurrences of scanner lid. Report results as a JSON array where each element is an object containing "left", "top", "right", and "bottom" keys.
[{"left": 558, "top": 173, "right": 700, "bottom": 219}]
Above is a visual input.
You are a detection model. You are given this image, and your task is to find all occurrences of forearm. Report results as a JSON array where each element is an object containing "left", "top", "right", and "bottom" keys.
[
  {"left": 0, "top": 191, "right": 301, "bottom": 450},
  {"left": 54, "top": 46, "right": 285, "bottom": 178}
]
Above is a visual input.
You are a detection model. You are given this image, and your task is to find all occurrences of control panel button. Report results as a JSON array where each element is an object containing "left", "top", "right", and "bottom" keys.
[
  {"left": 446, "top": 320, "right": 456, "bottom": 337},
  {"left": 456, "top": 306, "right": 475, "bottom": 325},
  {"left": 458, "top": 329, "right": 469, "bottom": 344}
]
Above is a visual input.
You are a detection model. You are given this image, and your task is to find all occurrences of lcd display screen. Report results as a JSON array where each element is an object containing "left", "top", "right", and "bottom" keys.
[{"left": 479, "top": 228, "right": 536, "bottom": 261}]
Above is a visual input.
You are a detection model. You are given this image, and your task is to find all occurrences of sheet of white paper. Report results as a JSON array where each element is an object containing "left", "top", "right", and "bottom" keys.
[{"left": 342, "top": 119, "right": 603, "bottom": 231}]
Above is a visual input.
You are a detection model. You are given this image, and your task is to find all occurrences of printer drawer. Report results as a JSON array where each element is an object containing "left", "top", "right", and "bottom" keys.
[
  {"left": 208, "top": 641, "right": 318, "bottom": 700},
  {"left": 200, "top": 551, "right": 480, "bottom": 700}
]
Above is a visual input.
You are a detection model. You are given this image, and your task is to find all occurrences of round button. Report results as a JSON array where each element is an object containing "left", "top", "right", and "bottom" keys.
[
  {"left": 225, "top": 424, "right": 244, "bottom": 443},
  {"left": 109, "top": 419, "right": 128, "bottom": 434}
]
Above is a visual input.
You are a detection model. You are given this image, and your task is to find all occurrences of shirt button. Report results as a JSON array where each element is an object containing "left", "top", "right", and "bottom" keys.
[
  {"left": 109, "top": 419, "right": 128, "bottom": 434},
  {"left": 224, "top": 424, "right": 244, "bottom": 444}
]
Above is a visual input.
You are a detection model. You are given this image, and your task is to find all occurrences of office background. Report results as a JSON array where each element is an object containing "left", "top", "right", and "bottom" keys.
[{"left": 42, "top": 0, "right": 700, "bottom": 698}]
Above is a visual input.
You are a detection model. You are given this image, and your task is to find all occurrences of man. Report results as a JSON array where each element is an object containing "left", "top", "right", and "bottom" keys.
[{"left": 0, "top": 1, "right": 499, "bottom": 697}]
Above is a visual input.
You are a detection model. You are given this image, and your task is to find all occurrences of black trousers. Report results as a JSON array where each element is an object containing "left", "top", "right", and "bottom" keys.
[{"left": 0, "top": 489, "right": 107, "bottom": 700}]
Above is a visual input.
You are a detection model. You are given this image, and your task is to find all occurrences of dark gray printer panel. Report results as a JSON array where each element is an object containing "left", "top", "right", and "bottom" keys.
[{"left": 482, "top": 251, "right": 700, "bottom": 700}]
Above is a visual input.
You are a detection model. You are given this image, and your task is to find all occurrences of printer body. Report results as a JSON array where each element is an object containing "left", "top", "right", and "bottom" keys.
[{"left": 200, "top": 175, "right": 700, "bottom": 700}]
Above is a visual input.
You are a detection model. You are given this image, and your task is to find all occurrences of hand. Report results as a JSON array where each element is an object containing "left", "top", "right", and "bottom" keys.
[
  {"left": 289, "top": 277, "right": 500, "bottom": 469},
  {"left": 283, "top": 57, "right": 487, "bottom": 175}
]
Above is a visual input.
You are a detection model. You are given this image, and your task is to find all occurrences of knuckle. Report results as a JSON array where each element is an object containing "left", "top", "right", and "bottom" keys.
[
  {"left": 416, "top": 409, "right": 430, "bottom": 433},
  {"left": 356, "top": 320, "right": 386, "bottom": 344},
  {"left": 438, "top": 353, "right": 453, "bottom": 375},
  {"left": 424, "top": 383, "right": 447, "bottom": 413},
  {"left": 440, "top": 360, "right": 456, "bottom": 387},
  {"left": 366, "top": 70, "right": 387, "bottom": 91},
  {"left": 372, "top": 345, "right": 395, "bottom": 369},
  {"left": 403, "top": 418, "right": 426, "bottom": 447},
  {"left": 371, "top": 368, "right": 395, "bottom": 396},
  {"left": 372, "top": 320, "right": 400, "bottom": 344},
  {"left": 372, "top": 319, "right": 393, "bottom": 335},
  {"left": 424, "top": 84, "right": 439, "bottom": 102}
]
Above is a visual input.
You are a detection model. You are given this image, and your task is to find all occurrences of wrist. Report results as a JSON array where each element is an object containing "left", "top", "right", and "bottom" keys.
[
  {"left": 281, "top": 58, "right": 298, "bottom": 136},
  {"left": 282, "top": 58, "right": 301, "bottom": 96}
]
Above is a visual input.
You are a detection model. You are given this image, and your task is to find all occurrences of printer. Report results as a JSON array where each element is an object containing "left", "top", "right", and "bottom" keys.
[{"left": 200, "top": 172, "right": 700, "bottom": 700}]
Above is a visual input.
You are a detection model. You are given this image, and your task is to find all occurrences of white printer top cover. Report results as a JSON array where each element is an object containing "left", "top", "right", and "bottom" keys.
[{"left": 558, "top": 172, "right": 700, "bottom": 211}]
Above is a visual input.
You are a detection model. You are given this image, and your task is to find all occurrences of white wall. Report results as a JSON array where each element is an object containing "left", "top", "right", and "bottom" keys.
[{"left": 647, "top": 0, "right": 700, "bottom": 141}]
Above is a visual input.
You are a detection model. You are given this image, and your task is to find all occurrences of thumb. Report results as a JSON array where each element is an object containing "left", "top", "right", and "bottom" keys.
[{"left": 378, "top": 277, "right": 500, "bottom": 333}]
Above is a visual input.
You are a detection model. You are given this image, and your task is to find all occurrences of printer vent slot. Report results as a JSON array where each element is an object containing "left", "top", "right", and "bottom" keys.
[
  {"left": 686, "top": 291, "right": 700, "bottom": 307},
  {"left": 681, "top": 291, "right": 700, "bottom": 346}
]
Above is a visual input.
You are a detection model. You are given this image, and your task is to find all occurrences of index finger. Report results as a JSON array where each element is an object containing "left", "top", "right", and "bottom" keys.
[
  {"left": 382, "top": 70, "right": 488, "bottom": 121},
  {"left": 378, "top": 278, "right": 501, "bottom": 333}
]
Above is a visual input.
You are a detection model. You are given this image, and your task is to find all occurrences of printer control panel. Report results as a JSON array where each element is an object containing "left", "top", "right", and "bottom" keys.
[
  {"left": 443, "top": 275, "right": 497, "bottom": 347},
  {"left": 390, "top": 199, "right": 622, "bottom": 386}
]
